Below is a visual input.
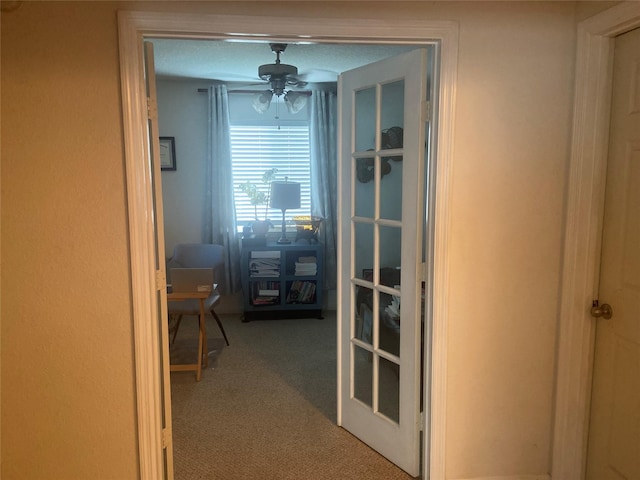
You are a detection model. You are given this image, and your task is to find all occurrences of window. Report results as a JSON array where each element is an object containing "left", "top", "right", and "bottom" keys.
[{"left": 230, "top": 124, "right": 311, "bottom": 227}]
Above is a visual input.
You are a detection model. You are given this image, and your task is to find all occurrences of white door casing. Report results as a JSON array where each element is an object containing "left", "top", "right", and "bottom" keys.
[
  {"left": 118, "top": 11, "right": 458, "bottom": 480},
  {"left": 553, "top": 3, "right": 640, "bottom": 479},
  {"left": 585, "top": 26, "right": 640, "bottom": 480},
  {"left": 337, "top": 48, "right": 429, "bottom": 476},
  {"left": 143, "top": 41, "right": 175, "bottom": 479}
]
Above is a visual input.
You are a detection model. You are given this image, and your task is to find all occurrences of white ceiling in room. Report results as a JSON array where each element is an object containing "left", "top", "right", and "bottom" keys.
[{"left": 151, "top": 38, "right": 418, "bottom": 84}]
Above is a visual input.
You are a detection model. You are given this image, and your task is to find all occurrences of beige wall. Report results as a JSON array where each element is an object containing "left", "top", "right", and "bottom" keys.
[
  {"left": 0, "top": 1, "right": 618, "bottom": 479},
  {"left": 1, "top": 2, "right": 139, "bottom": 479}
]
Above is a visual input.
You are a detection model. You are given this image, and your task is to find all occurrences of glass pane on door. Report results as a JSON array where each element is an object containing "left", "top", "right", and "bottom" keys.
[
  {"left": 380, "top": 81, "right": 404, "bottom": 221},
  {"left": 379, "top": 226, "right": 402, "bottom": 281},
  {"left": 354, "top": 222, "right": 374, "bottom": 282},
  {"left": 381, "top": 80, "right": 405, "bottom": 132},
  {"left": 353, "top": 345, "right": 373, "bottom": 407},
  {"left": 380, "top": 158, "right": 403, "bottom": 221},
  {"left": 379, "top": 357, "right": 400, "bottom": 423},
  {"left": 355, "top": 87, "right": 376, "bottom": 152},
  {"left": 355, "top": 285, "right": 374, "bottom": 346},
  {"left": 355, "top": 156, "right": 375, "bottom": 217}
]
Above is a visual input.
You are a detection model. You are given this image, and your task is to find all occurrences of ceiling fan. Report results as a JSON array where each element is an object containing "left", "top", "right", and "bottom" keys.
[{"left": 252, "top": 43, "right": 309, "bottom": 115}]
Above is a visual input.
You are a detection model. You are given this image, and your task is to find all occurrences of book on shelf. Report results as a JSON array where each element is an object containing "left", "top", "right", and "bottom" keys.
[
  {"left": 251, "top": 280, "right": 280, "bottom": 306},
  {"left": 286, "top": 280, "right": 317, "bottom": 304},
  {"left": 258, "top": 289, "right": 279, "bottom": 296},
  {"left": 297, "top": 256, "right": 316, "bottom": 263},
  {"left": 252, "top": 296, "right": 279, "bottom": 306},
  {"left": 294, "top": 255, "right": 317, "bottom": 276}
]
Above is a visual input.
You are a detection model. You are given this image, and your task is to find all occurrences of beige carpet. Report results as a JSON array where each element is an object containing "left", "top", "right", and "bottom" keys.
[{"left": 169, "top": 311, "right": 414, "bottom": 480}]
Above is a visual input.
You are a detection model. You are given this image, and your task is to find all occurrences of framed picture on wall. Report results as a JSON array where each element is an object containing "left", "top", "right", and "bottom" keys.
[{"left": 159, "top": 136, "right": 176, "bottom": 171}]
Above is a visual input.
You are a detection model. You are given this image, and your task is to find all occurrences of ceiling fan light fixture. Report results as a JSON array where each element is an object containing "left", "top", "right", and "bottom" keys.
[
  {"left": 257, "top": 43, "right": 303, "bottom": 97},
  {"left": 284, "top": 91, "right": 307, "bottom": 114},
  {"left": 252, "top": 43, "right": 308, "bottom": 116},
  {"left": 268, "top": 76, "right": 288, "bottom": 97},
  {"left": 252, "top": 90, "right": 272, "bottom": 114}
]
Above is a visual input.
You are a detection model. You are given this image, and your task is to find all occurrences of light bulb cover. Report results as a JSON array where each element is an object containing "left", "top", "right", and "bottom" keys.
[
  {"left": 284, "top": 91, "right": 308, "bottom": 114},
  {"left": 252, "top": 90, "right": 272, "bottom": 114}
]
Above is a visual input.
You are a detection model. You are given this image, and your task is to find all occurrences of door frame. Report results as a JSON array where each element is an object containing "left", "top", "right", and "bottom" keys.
[
  {"left": 118, "top": 10, "right": 458, "bottom": 480},
  {"left": 552, "top": 2, "right": 640, "bottom": 479}
]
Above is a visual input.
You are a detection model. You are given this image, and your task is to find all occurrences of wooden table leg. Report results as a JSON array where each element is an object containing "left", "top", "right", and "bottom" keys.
[
  {"left": 196, "top": 299, "right": 205, "bottom": 381},
  {"left": 200, "top": 298, "right": 208, "bottom": 369}
]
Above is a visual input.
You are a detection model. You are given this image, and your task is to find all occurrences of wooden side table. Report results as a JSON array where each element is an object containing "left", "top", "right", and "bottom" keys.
[{"left": 166, "top": 289, "right": 209, "bottom": 381}]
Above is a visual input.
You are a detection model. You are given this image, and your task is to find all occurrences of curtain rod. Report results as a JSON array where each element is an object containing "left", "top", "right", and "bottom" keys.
[{"left": 197, "top": 88, "right": 312, "bottom": 96}]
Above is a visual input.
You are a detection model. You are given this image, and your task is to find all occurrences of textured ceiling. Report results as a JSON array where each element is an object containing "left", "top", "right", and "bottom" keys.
[{"left": 151, "top": 39, "right": 418, "bottom": 85}]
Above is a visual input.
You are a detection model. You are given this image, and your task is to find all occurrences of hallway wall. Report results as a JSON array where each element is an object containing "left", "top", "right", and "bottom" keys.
[{"left": 1, "top": 1, "right": 616, "bottom": 478}]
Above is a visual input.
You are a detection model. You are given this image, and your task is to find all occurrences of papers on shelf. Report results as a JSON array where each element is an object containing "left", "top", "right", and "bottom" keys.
[
  {"left": 251, "top": 250, "right": 281, "bottom": 259},
  {"left": 249, "top": 251, "right": 282, "bottom": 277}
]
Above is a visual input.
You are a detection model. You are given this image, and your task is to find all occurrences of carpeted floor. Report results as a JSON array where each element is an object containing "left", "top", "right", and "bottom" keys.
[{"left": 169, "top": 311, "right": 414, "bottom": 480}]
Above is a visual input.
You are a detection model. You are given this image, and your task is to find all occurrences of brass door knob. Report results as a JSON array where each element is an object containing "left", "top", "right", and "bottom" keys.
[{"left": 590, "top": 303, "right": 613, "bottom": 320}]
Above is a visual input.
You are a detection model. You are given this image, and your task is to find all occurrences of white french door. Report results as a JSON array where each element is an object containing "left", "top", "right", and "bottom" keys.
[
  {"left": 143, "top": 41, "right": 175, "bottom": 480},
  {"left": 337, "top": 48, "right": 430, "bottom": 477}
]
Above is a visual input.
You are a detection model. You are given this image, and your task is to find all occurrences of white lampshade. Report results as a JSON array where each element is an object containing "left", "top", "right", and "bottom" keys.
[{"left": 270, "top": 181, "right": 300, "bottom": 210}]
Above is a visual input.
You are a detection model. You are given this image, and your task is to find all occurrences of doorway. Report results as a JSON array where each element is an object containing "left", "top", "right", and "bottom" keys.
[
  {"left": 153, "top": 40, "right": 424, "bottom": 478},
  {"left": 118, "top": 10, "right": 458, "bottom": 480},
  {"left": 584, "top": 26, "right": 640, "bottom": 480}
]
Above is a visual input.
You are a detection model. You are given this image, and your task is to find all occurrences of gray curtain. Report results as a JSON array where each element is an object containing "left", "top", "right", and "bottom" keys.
[
  {"left": 309, "top": 88, "right": 338, "bottom": 290},
  {"left": 205, "top": 84, "right": 241, "bottom": 293}
]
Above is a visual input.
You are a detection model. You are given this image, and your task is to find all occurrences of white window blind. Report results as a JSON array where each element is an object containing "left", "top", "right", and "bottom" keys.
[{"left": 230, "top": 125, "right": 311, "bottom": 227}]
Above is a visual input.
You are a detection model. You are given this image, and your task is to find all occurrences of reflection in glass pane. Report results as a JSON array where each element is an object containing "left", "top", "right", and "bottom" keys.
[
  {"left": 354, "top": 222, "right": 374, "bottom": 282},
  {"left": 379, "top": 226, "right": 402, "bottom": 284},
  {"left": 354, "top": 286, "right": 374, "bottom": 346},
  {"left": 378, "top": 357, "right": 400, "bottom": 424},
  {"left": 354, "top": 156, "right": 375, "bottom": 218},
  {"left": 381, "top": 81, "right": 404, "bottom": 140},
  {"left": 355, "top": 87, "right": 376, "bottom": 152},
  {"left": 353, "top": 345, "right": 373, "bottom": 408},
  {"left": 380, "top": 157, "right": 402, "bottom": 221},
  {"left": 380, "top": 301, "right": 400, "bottom": 357}
]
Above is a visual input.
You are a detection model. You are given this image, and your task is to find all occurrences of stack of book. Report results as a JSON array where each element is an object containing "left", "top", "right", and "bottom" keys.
[
  {"left": 249, "top": 250, "right": 280, "bottom": 277},
  {"left": 294, "top": 255, "right": 317, "bottom": 276},
  {"left": 286, "top": 280, "right": 317, "bottom": 304},
  {"left": 251, "top": 280, "right": 280, "bottom": 306}
]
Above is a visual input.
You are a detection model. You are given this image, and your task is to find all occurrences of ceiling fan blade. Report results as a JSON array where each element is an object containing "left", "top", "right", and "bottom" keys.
[
  {"left": 296, "top": 69, "right": 340, "bottom": 83},
  {"left": 285, "top": 77, "right": 308, "bottom": 88}
]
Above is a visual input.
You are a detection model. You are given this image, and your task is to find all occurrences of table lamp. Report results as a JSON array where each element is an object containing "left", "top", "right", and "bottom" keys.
[{"left": 270, "top": 179, "right": 300, "bottom": 244}]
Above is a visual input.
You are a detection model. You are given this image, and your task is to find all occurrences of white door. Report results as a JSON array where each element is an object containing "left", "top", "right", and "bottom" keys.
[
  {"left": 337, "top": 48, "right": 430, "bottom": 477},
  {"left": 586, "top": 27, "right": 640, "bottom": 480},
  {"left": 144, "top": 41, "right": 175, "bottom": 480}
]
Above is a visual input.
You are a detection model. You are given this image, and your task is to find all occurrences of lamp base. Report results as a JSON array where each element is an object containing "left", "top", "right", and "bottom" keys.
[{"left": 277, "top": 209, "right": 291, "bottom": 244}]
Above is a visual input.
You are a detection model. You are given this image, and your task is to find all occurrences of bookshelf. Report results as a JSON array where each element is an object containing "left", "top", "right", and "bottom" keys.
[{"left": 240, "top": 242, "right": 323, "bottom": 321}]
